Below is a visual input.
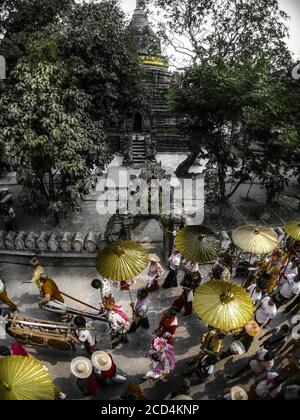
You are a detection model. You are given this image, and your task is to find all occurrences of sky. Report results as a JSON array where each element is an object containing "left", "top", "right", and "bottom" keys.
[{"left": 119, "top": 0, "right": 300, "bottom": 60}]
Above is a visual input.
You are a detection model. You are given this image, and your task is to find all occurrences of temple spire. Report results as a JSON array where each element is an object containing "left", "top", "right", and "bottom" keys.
[{"left": 136, "top": 0, "right": 146, "bottom": 10}]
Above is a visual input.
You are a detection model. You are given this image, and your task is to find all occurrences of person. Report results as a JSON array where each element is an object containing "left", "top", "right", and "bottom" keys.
[
  {"left": 92, "top": 351, "right": 127, "bottom": 384},
  {"left": 188, "top": 330, "right": 226, "bottom": 366},
  {"left": 156, "top": 307, "right": 178, "bottom": 337},
  {"left": 145, "top": 254, "right": 164, "bottom": 292},
  {"left": 182, "top": 262, "right": 202, "bottom": 291},
  {"left": 91, "top": 278, "right": 114, "bottom": 313},
  {"left": 279, "top": 316, "right": 300, "bottom": 357},
  {"left": 143, "top": 337, "right": 176, "bottom": 381},
  {"left": 255, "top": 372, "right": 285, "bottom": 400},
  {"left": 222, "top": 386, "right": 248, "bottom": 401},
  {"left": 273, "top": 275, "right": 300, "bottom": 308},
  {"left": 71, "top": 316, "right": 97, "bottom": 355},
  {"left": 259, "top": 324, "right": 290, "bottom": 354},
  {"left": 0, "top": 342, "right": 29, "bottom": 357},
  {"left": 229, "top": 349, "right": 276, "bottom": 379},
  {"left": 120, "top": 384, "right": 148, "bottom": 400},
  {"left": 38, "top": 273, "right": 70, "bottom": 322},
  {"left": 200, "top": 330, "right": 225, "bottom": 355},
  {"left": 247, "top": 283, "right": 262, "bottom": 306},
  {"left": 30, "top": 257, "right": 45, "bottom": 291},
  {"left": 220, "top": 321, "right": 259, "bottom": 359},
  {"left": 128, "top": 288, "right": 150, "bottom": 333},
  {"left": 266, "top": 261, "right": 282, "bottom": 294},
  {"left": 281, "top": 385, "right": 300, "bottom": 400},
  {"left": 0, "top": 277, "right": 18, "bottom": 312},
  {"left": 104, "top": 298, "right": 129, "bottom": 348},
  {"left": 255, "top": 296, "right": 277, "bottom": 328},
  {"left": 162, "top": 249, "right": 181, "bottom": 289},
  {"left": 170, "top": 379, "right": 191, "bottom": 400},
  {"left": 284, "top": 294, "right": 300, "bottom": 315},
  {"left": 185, "top": 354, "right": 219, "bottom": 383},
  {"left": 212, "top": 258, "right": 225, "bottom": 280},
  {"left": 4, "top": 205, "right": 17, "bottom": 232},
  {"left": 39, "top": 273, "right": 64, "bottom": 305},
  {"left": 70, "top": 357, "right": 101, "bottom": 397},
  {"left": 172, "top": 282, "right": 194, "bottom": 316}
]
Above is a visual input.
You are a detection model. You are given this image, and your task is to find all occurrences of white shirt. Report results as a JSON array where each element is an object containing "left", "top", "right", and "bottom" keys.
[
  {"left": 77, "top": 329, "right": 96, "bottom": 346},
  {"left": 100, "top": 279, "right": 113, "bottom": 299},
  {"left": 280, "top": 279, "right": 300, "bottom": 299},
  {"left": 250, "top": 349, "right": 274, "bottom": 374},
  {"left": 0, "top": 278, "right": 4, "bottom": 294},
  {"left": 285, "top": 263, "right": 298, "bottom": 277},
  {"left": 169, "top": 253, "right": 181, "bottom": 270},
  {"left": 247, "top": 284, "right": 262, "bottom": 304},
  {"left": 256, "top": 297, "right": 277, "bottom": 325},
  {"left": 256, "top": 372, "right": 282, "bottom": 398}
]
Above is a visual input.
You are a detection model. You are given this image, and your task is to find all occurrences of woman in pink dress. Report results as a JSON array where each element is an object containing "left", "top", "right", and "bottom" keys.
[{"left": 143, "top": 337, "right": 176, "bottom": 381}]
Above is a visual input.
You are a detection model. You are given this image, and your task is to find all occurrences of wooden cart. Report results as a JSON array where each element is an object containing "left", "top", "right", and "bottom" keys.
[{"left": 5, "top": 314, "right": 75, "bottom": 351}]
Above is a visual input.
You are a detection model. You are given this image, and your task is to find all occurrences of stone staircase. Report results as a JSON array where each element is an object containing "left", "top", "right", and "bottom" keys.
[{"left": 132, "top": 134, "right": 146, "bottom": 164}]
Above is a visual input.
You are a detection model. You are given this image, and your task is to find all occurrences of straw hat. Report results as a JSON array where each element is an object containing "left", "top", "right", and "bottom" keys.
[
  {"left": 231, "top": 386, "right": 248, "bottom": 400},
  {"left": 70, "top": 357, "right": 93, "bottom": 379},
  {"left": 148, "top": 254, "right": 161, "bottom": 263},
  {"left": 245, "top": 321, "right": 260, "bottom": 337},
  {"left": 92, "top": 351, "right": 112, "bottom": 372}
]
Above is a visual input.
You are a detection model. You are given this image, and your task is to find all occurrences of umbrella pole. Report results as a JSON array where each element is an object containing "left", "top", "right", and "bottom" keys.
[{"left": 128, "top": 288, "right": 134, "bottom": 305}]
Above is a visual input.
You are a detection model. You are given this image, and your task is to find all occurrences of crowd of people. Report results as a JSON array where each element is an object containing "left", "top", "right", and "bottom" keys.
[{"left": 0, "top": 233, "right": 300, "bottom": 400}]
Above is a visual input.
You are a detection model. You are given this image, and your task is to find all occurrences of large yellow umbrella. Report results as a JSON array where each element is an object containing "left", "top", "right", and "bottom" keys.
[
  {"left": 232, "top": 224, "right": 279, "bottom": 254},
  {"left": 175, "top": 226, "right": 221, "bottom": 263},
  {"left": 194, "top": 280, "right": 254, "bottom": 332},
  {"left": 95, "top": 240, "right": 148, "bottom": 281},
  {"left": 284, "top": 221, "right": 300, "bottom": 241},
  {"left": 0, "top": 356, "right": 54, "bottom": 400}
]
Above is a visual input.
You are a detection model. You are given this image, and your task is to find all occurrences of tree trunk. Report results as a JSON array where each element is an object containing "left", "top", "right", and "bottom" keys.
[
  {"left": 60, "top": 232, "right": 74, "bottom": 252},
  {"left": 175, "top": 151, "right": 199, "bottom": 178},
  {"left": 25, "top": 232, "right": 39, "bottom": 250},
  {"left": 48, "top": 232, "right": 60, "bottom": 252},
  {"left": 0, "top": 231, "right": 6, "bottom": 249},
  {"left": 5, "top": 231, "right": 17, "bottom": 249},
  {"left": 85, "top": 232, "right": 98, "bottom": 253},
  {"left": 15, "top": 232, "right": 27, "bottom": 250},
  {"left": 72, "top": 233, "right": 86, "bottom": 253},
  {"left": 37, "top": 232, "right": 50, "bottom": 251}
]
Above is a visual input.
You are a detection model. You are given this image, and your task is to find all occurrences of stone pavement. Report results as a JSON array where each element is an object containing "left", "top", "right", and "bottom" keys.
[{"left": 0, "top": 259, "right": 291, "bottom": 401}]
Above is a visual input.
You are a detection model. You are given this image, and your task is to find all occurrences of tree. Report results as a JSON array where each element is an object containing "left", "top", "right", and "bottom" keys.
[
  {"left": 0, "top": 38, "right": 110, "bottom": 222},
  {"left": 171, "top": 60, "right": 297, "bottom": 213},
  {"left": 154, "top": 0, "right": 291, "bottom": 69},
  {"left": 55, "top": 0, "right": 145, "bottom": 127},
  {"left": 0, "top": 0, "right": 74, "bottom": 72},
  {"left": 153, "top": 0, "right": 293, "bottom": 178}
]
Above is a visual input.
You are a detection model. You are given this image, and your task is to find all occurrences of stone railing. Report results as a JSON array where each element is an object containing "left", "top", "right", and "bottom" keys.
[{"left": 0, "top": 231, "right": 103, "bottom": 254}]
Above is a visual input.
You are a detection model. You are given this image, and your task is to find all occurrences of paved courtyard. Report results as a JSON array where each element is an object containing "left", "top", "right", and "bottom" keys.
[{"left": 0, "top": 259, "right": 291, "bottom": 400}]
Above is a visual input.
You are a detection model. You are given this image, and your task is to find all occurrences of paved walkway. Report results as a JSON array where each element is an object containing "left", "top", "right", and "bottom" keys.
[{"left": 0, "top": 259, "right": 292, "bottom": 401}]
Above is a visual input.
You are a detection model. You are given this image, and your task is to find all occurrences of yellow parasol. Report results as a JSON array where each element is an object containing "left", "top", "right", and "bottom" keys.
[
  {"left": 0, "top": 356, "right": 54, "bottom": 400},
  {"left": 95, "top": 240, "right": 148, "bottom": 281},
  {"left": 194, "top": 280, "right": 254, "bottom": 332},
  {"left": 284, "top": 221, "right": 300, "bottom": 242},
  {"left": 232, "top": 225, "right": 279, "bottom": 254},
  {"left": 175, "top": 226, "right": 221, "bottom": 263}
]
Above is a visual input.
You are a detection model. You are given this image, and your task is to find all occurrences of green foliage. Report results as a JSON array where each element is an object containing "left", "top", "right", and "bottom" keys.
[
  {"left": 173, "top": 60, "right": 298, "bottom": 206},
  {"left": 0, "top": 45, "right": 110, "bottom": 216}
]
